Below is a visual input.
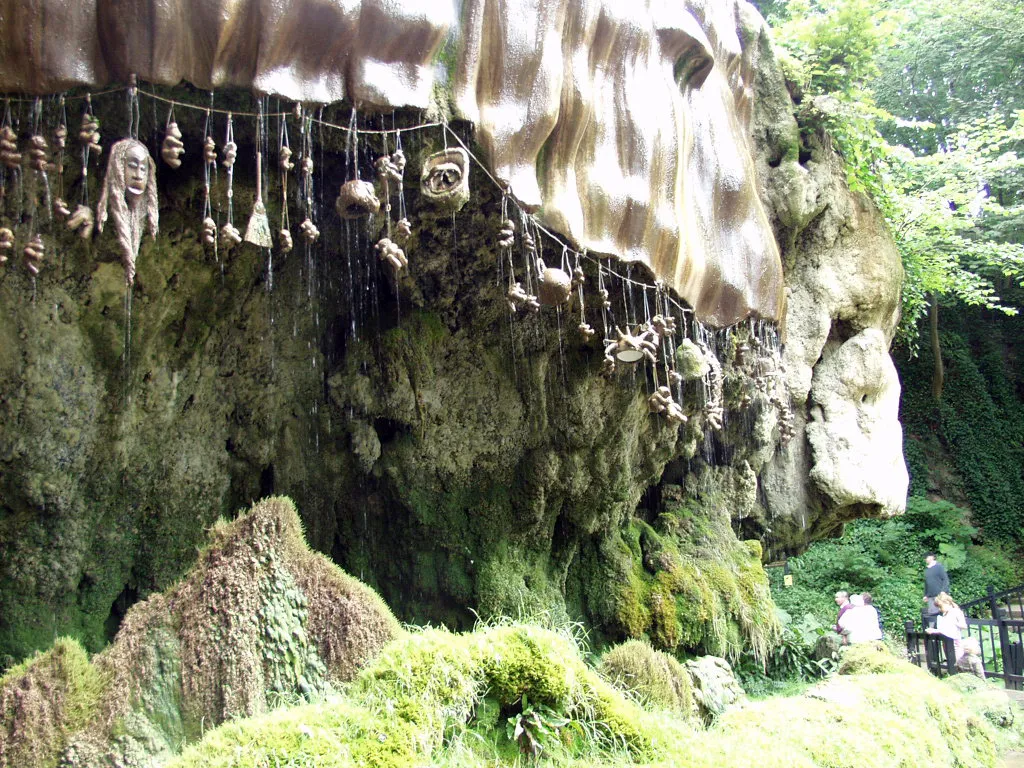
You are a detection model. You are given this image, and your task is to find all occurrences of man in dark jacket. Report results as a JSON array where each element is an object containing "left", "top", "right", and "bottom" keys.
[{"left": 922, "top": 553, "right": 950, "bottom": 628}]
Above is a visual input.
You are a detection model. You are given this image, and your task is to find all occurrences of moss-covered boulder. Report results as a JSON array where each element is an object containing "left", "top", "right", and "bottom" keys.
[
  {"left": 599, "top": 639, "right": 696, "bottom": 717},
  {"left": 0, "top": 497, "right": 399, "bottom": 768}
]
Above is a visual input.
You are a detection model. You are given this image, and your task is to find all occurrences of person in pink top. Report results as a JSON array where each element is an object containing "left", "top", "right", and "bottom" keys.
[{"left": 834, "top": 591, "right": 852, "bottom": 634}]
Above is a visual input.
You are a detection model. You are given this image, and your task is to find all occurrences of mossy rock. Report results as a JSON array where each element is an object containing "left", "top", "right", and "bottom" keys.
[
  {"left": 836, "top": 642, "right": 912, "bottom": 676},
  {"left": 0, "top": 638, "right": 108, "bottom": 768},
  {"left": 599, "top": 639, "right": 696, "bottom": 717}
]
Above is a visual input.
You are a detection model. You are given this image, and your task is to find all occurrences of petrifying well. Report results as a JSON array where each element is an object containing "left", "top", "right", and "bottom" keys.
[{"left": 0, "top": 0, "right": 783, "bottom": 327}]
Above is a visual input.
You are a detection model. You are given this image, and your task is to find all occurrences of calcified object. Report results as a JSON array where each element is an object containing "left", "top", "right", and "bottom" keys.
[
  {"left": 28, "top": 135, "right": 50, "bottom": 172},
  {"left": 498, "top": 219, "right": 515, "bottom": 249},
  {"left": 702, "top": 342, "right": 724, "bottom": 431},
  {"left": 53, "top": 197, "right": 70, "bottom": 217},
  {"left": 161, "top": 122, "right": 184, "bottom": 168},
  {"left": 0, "top": 127, "right": 21, "bottom": 169},
  {"left": 97, "top": 139, "right": 157, "bottom": 285},
  {"left": 535, "top": 259, "right": 572, "bottom": 307},
  {"left": 648, "top": 386, "right": 687, "bottom": 425},
  {"left": 221, "top": 140, "right": 237, "bottom": 169},
  {"left": 598, "top": 287, "right": 611, "bottom": 311},
  {"left": 201, "top": 217, "right": 217, "bottom": 246},
  {"left": 374, "top": 150, "right": 406, "bottom": 183},
  {"left": 244, "top": 152, "right": 272, "bottom": 248},
  {"left": 420, "top": 148, "right": 470, "bottom": 213},
  {"left": 67, "top": 204, "right": 95, "bottom": 238},
  {"left": 394, "top": 217, "right": 412, "bottom": 244},
  {"left": 279, "top": 227, "right": 293, "bottom": 253},
  {"left": 572, "top": 265, "right": 585, "bottom": 289},
  {"left": 578, "top": 322, "right": 595, "bottom": 341},
  {"left": 604, "top": 327, "right": 658, "bottom": 365},
  {"left": 203, "top": 136, "right": 216, "bottom": 165},
  {"left": 375, "top": 237, "right": 407, "bottom": 277},
  {"left": 335, "top": 180, "right": 380, "bottom": 220},
  {"left": 0, "top": 0, "right": 784, "bottom": 326},
  {"left": 78, "top": 114, "right": 101, "bottom": 155},
  {"left": 650, "top": 314, "right": 676, "bottom": 339},
  {"left": 23, "top": 234, "right": 44, "bottom": 275},
  {"left": 299, "top": 218, "right": 319, "bottom": 244},
  {"left": 219, "top": 222, "right": 241, "bottom": 249},
  {"left": 0, "top": 227, "right": 13, "bottom": 263},
  {"left": 300, "top": 154, "right": 313, "bottom": 180},
  {"left": 507, "top": 282, "right": 539, "bottom": 313},
  {"left": 53, "top": 124, "right": 67, "bottom": 151},
  {"left": 279, "top": 145, "right": 294, "bottom": 173}
]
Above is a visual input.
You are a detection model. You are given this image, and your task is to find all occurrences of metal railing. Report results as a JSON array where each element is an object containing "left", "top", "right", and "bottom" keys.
[{"left": 907, "top": 584, "right": 1024, "bottom": 690}]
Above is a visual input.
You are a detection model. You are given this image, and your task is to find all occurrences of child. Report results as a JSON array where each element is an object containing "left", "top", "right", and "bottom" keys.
[{"left": 956, "top": 637, "right": 986, "bottom": 679}]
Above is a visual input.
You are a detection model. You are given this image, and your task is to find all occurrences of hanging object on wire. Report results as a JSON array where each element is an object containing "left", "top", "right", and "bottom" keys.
[
  {"left": 278, "top": 117, "right": 293, "bottom": 253},
  {"left": 574, "top": 254, "right": 594, "bottom": 340},
  {"left": 507, "top": 281, "right": 540, "bottom": 313},
  {"left": 23, "top": 234, "right": 43, "bottom": 276},
  {"left": 497, "top": 217, "right": 515, "bottom": 249},
  {"left": 52, "top": 99, "right": 69, "bottom": 218},
  {"left": 0, "top": 126, "right": 20, "bottom": 170},
  {"left": 161, "top": 107, "right": 185, "bottom": 169},
  {"left": 335, "top": 179, "right": 380, "bottom": 219},
  {"left": 536, "top": 242, "right": 572, "bottom": 307},
  {"left": 78, "top": 109, "right": 101, "bottom": 157},
  {"left": 420, "top": 147, "right": 470, "bottom": 213},
  {"left": 375, "top": 237, "right": 407, "bottom": 278},
  {"left": 97, "top": 139, "right": 158, "bottom": 286},
  {"left": 0, "top": 227, "right": 12, "bottom": 264},
  {"left": 648, "top": 386, "right": 687, "bottom": 425},
  {"left": 299, "top": 217, "right": 319, "bottom": 244},
  {"left": 218, "top": 114, "right": 241, "bottom": 251},
  {"left": 244, "top": 103, "right": 272, "bottom": 248}
]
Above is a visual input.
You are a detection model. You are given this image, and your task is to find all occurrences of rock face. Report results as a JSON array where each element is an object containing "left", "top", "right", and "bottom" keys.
[
  {"left": 0, "top": 3, "right": 906, "bottom": 664},
  {"left": 0, "top": 497, "right": 400, "bottom": 768}
]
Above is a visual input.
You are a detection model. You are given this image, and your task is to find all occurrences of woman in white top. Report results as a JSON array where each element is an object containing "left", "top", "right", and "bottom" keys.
[
  {"left": 838, "top": 594, "right": 883, "bottom": 644},
  {"left": 926, "top": 591, "right": 968, "bottom": 659}
]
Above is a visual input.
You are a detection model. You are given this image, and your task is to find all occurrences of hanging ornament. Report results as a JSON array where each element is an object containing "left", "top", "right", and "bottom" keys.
[
  {"left": 649, "top": 386, "right": 687, "bottom": 425},
  {"left": 27, "top": 135, "right": 49, "bottom": 172},
  {"left": 53, "top": 123, "right": 66, "bottom": 152},
  {"left": 203, "top": 135, "right": 217, "bottom": 165},
  {"left": 420, "top": 148, "right": 470, "bottom": 212},
  {"left": 67, "top": 204, "right": 94, "bottom": 238},
  {"left": 579, "top": 322, "right": 596, "bottom": 340},
  {"left": 374, "top": 149, "right": 406, "bottom": 184},
  {"left": 394, "top": 217, "right": 412, "bottom": 244},
  {"left": 335, "top": 179, "right": 380, "bottom": 220},
  {"left": 23, "top": 234, "right": 43, "bottom": 275},
  {"left": 535, "top": 258, "right": 572, "bottom": 306},
  {"left": 244, "top": 104, "right": 272, "bottom": 248},
  {"left": 218, "top": 115, "right": 240, "bottom": 253},
  {"left": 375, "top": 237, "right": 407, "bottom": 277},
  {"left": 277, "top": 117, "right": 293, "bottom": 255},
  {"left": 53, "top": 198, "right": 70, "bottom": 218},
  {"left": 507, "top": 281, "right": 540, "bottom": 313},
  {"left": 0, "top": 126, "right": 21, "bottom": 169},
  {"left": 700, "top": 341, "right": 724, "bottom": 431},
  {"left": 202, "top": 217, "right": 217, "bottom": 246},
  {"left": 161, "top": 122, "right": 184, "bottom": 169},
  {"left": 0, "top": 227, "right": 12, "bottom": 263},
  {"left": 604, "top": 326, "right": 658, "bottom": 364},
  {"left": 220, "top": 222, "right": 242, "bottom": 249},
  {"left": 97, "top": 139, "right": 158, "bottom": 286},
  {"left": 299, "top": 218, "right": 319, "bottom": 244},
  {"left": 78, "top": 113, "right": 101, "bottom": 155},
  {"left": 497, "top": 218, "right": 515, "bottom": 249}
]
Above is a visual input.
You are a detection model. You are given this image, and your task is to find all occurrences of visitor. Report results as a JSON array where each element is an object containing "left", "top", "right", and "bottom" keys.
[
  {"left": 957, "top": 637, "right": 986, "bottom": 679},
  {"left": 862, "top": 592, "right": 884, "bottom": 639},
  {"left": 834, "top": 590, "right": 852, "bottom": 634},
  {"left": 926, "top": 591, "right": 967, "bottom": 662},
  {"left": 837, "top": 594, "right": 883, "bottom": 644},
  {"left": 922, "top": 553, "right": 950, "bottom": 629}
]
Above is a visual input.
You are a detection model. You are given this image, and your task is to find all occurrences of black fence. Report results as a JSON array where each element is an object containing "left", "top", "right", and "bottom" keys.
[{"left": 906, "top": 584, "right": 1024, "bottom": 690}]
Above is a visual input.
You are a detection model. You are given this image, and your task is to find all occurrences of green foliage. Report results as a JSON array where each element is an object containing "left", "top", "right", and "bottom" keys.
[
  {"left": 598, "top": 639, "right": 695, "bottom": 716},
  {"left": 505, "top": 693, "right": 571, "bottom": 759},
  {"left": 769, "top": 497, "right": 1023, "bottom": 634},
  {"left": 734, "top": 611, "right": 835, "bottom": 696},
  {"left": 900, "top": 315, "right": 1024, "bottom": 542}
]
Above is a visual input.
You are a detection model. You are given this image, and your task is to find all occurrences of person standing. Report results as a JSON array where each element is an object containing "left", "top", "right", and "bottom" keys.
[
  {"left": 926, "top": 592, "right": 967, "bottom": 662},
  {"left": 834, "top": 591, "right": 852, "bottom": 634},
  {"left": 922, "top": 553, "right": 950, "bottom": 628}
]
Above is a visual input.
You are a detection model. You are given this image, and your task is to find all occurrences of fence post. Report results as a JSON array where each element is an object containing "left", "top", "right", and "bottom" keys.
[
  {"left": 905, "top": 620, "right": 915, "bottom": 661},
  {"left": 988, "top": 584, "right": 1000, "bottom": 619},
  {"left": 990, "top": 584, "right": 1014, "bottom": 684}
]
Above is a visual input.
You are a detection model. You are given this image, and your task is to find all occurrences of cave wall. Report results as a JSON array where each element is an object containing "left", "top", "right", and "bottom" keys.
[{"left": 0, "top": 4, "right": 908, "bottom": 664}]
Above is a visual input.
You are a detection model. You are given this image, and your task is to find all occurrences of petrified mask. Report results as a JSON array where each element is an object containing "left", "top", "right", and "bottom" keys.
[
  {"left": 420, "top": 148, "right": 470, "bottom": 212},
  {"left": 335, "top": 180, "right": 381, "bottom": 220},
  {"left": 97, "top": 138, "right": 158, "bottom": 286}
]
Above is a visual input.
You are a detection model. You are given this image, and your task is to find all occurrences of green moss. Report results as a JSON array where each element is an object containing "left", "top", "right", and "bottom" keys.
[
  {"left": 599, "top": 639, "right": 695, "bottom": 717},
  {"left": 836, "top": 642, "right": 909, "bottom": 676},
  {"left": 0, "top": 638, "right": 108, "bottom": 768}
]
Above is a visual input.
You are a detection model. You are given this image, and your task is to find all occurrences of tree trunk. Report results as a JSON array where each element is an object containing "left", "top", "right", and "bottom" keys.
[{"left": 930, "top": 294, "right": 944, "bottom": 400}]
